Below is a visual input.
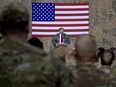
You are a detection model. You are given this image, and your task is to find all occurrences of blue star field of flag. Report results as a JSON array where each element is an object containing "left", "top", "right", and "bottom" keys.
[{"left": 32, "top": 3, "right": 55, "bottom": 21}]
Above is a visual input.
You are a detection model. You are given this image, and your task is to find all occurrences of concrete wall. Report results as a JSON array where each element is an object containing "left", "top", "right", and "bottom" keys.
[{"left": 0, "top": 0, "right": 116, "bottom": 52}]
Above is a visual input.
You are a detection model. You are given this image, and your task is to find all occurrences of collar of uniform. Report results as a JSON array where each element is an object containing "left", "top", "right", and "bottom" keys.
[
  {"left": 77, "top": 62, "right": 94, "bottom": 66},
  {"left": 76, "top": 62, "right": 96, "bottom": 68}
]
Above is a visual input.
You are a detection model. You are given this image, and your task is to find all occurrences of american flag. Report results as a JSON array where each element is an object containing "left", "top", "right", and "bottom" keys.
[{"left": 32, "top": 3, "right": 89, "bottom": 37}]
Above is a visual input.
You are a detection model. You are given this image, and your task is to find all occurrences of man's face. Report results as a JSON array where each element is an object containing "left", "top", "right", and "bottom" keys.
[
  {"left": 103, "top": 53, "right": 112, "bottom": 63},
  {"left": 59, "top": 28, "right": 64, "bottom": 34}
]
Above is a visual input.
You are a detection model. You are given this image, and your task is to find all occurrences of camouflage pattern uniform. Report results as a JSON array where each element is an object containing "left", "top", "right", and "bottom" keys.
[
  {"left": 51, "top": 45, "right": 67, "bottom": 62},
  {"left": 94, "top": 59, "right": 101, "bottom": 69},
  {"left": 72, "top": 62, "right": 110, "bottom": 87},
  {"left": 65, "top": 49, "right": 77, "bottom": 70},
  {"left": 52, "top": 33, "right": 70, "bottom": 47},
  {"left": 94, "top": 62, "right": 101, "bottom": 69},
  {"left": 109, "top": 48, "right": 116, "bottom": 86},
  {"left": 0, "top": 3, "right": 76, "bottom": 87},
  {"left": 65, "top": 59, "right": 77, "bottom": 70},
  {"left": 110, "top": 60, "right": 116, "bottom": 79},
  {"left": 99, "top": 66, "right": 111, "bottom": 74},
  {"left": 0, "top": 39, "right": 76, "bottom": 87}
]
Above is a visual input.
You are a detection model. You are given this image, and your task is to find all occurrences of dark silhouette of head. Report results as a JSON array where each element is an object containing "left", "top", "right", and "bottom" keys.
[
  {"left": 98, "top": 47, "right": 105, "bottom": 56},
  {"left": 0, "top": 2, "right": 29, "bottom": 41},
  {"left": 28, "top": 37, "right": 43, "bottom": 49}
]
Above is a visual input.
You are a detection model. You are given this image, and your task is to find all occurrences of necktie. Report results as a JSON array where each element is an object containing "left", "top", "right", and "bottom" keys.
[{"left": 61, "top": 34, "right": 63, "bottom": 43}]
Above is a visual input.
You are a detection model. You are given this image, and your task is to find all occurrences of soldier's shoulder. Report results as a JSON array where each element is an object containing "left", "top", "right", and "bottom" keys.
[
  {"left": 73, "top": 63, "right": 109, "bottom": 77},
  {"left": 73, "top": 64, "right": 110, "bottom": 87},
  {"left": 2, "top": 40, "right": 47, "bottom": 59},
  {"left": 99, "top": 66, "right": 111, "bottom": 74},
  {"left": 110, "top": 60, "right": 116, "bottom": 75},
  {"left": 110, "top": 66, "right": 116, "bottom": 76},
  {"left": 65, "top": 59, "right": 77, "bottom": 70}
]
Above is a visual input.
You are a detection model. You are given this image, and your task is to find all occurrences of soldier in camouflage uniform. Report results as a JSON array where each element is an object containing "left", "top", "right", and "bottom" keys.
[
  {"left": 109, "top": 48, "right": 116, "bottom": 86},
  {"left": 0, "top": 3, "right": 76, "bottom": 87},
  {"left": 51, "top": 45, "right": 67, "bottom": 62},
  {"left": 110, "top": 65, "right": 116, "bottom": 85},
  {"left": 110, "top": 48, "right": 116, "bottom": 77},
  {"left": 65, "top": 48, "right": 77, "bottom": 70},
  {"left": 72, "top": 34, "right": 111, "bottom": 87}
]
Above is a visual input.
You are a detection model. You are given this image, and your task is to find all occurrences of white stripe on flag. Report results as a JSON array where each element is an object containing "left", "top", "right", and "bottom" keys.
[
  {"left": 32, "top": 26, "right": 89, "bottom": 30},
  {"left": 55, "top": 11, "right": 89, "bottom": 14},
  {"left": 55, "top": 16, "right": 89, "bottom": 19},
  {"left": 32, "top": 21, "right": 89, "bottom": 24},
  {"left": 32, "top": 32, "right": 89, "bottom": 35}
]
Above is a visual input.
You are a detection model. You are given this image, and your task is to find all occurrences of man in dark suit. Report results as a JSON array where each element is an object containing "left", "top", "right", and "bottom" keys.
[{"left": 52, "top": 28, "right": 70, "bottom": 47}]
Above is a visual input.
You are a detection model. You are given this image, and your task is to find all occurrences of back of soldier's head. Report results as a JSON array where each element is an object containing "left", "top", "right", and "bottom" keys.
[
  {"left": 51, "top": 46, "right": 66, "bottom": 62},
  {"left": 101, "top": 50, "right": 114, "bottom": 66},
  {"left": 28, "top": 37, "right": 43, "bottom": 49},
  {"left": 0, "top": 2, "right": 29, "bottom": 35},
  {"left": 75, "top": 34, "right": 96, "bottom": 62}
]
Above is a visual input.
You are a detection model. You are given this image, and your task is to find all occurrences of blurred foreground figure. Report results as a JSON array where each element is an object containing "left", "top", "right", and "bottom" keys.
[
  {"left": 73, "top": 34, "right": 111, "bottom": 87},
  {"left": 51, "top": 45, "right": 66, "bottom": 62},
  {"left": 0, "top": 3, "right": 76, "bottom": 87}
]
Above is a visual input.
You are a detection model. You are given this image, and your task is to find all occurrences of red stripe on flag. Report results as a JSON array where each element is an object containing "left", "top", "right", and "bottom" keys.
[
  {"left": 55, "top": 19, "right": 89, "bottom": 21},
  {"left": 55, "top": 8, "right": 89, "bottom": 11},
  {"left": 55, "top": 14, "right": 89, "bottom": 16},
  {"left": 55, "top": 3, "right": 89, "bottom": 6},
  {"left": 32, "top": 29, "right": 89, "bottom": 32},
  {"left": 32, "top": 24, "right": 89, "bottom": 27}
]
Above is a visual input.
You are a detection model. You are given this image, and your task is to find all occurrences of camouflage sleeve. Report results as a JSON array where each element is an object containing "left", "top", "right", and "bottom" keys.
[
  {"left": 110, "top": 66, "right": 116, "bottom": 86},
  {"left": 65, "top": 34, "right": 70, "bottom": 44},
  {"left": 53, "top": 58, "right": 76, "bottom": 87},
  {"left": 110, "top": 67, "right": 116, "bottom": 76},
  {"left": 52, "top": 36, "right": 58, "bottom": 46},
  {"left": 110, "top": 61, "right": 116, "bottom": 76}
]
